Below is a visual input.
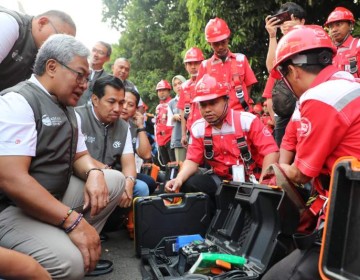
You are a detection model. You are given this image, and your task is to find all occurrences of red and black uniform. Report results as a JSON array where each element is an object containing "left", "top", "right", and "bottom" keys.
[
  {"left": 197, "top": 51, "right": 258, "bottom": 112},
  {"left": 187, "top": 109, "right": 278, "bottom": 180},
  {"left": 155, "top": 97, "right": 175, "bottom": 165},
  {"left": 177, "top": 79, "right": 202, "bottom": 133},
  {"left": 333, "top": 35, "right": 360, "bottom": 78}
]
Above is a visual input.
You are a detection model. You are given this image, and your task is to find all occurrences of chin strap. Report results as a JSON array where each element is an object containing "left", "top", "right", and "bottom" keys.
[{"left": 207, "top": 100, "right": 228, "bottom": 126}]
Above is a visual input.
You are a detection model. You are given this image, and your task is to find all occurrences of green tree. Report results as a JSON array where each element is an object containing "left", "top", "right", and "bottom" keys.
[
  {"left": 102, "top": 0, "right": 360, "bottom": 111},
  {"left": 103, "top": 0, "right": 189, "bottom": 112}
]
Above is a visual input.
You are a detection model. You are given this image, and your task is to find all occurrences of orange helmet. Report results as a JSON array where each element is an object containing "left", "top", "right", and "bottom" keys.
[
  {"left": 325, "top": 7, "right": 355, "bottom": 27},
  {"left": 205, "top": 17, "right": 231, "bottom": 43},
  {"left": 193, "top": 74, "right": 230, "bottom": 102},
  {"left": 184, "top": 47, "right": 205, "bottom": 63},
  {"left": 272, "top": 25, "right": 336, "bottom": 78},
  {"left": 156, "top": 80, "right": 171, "bottom": 91}
]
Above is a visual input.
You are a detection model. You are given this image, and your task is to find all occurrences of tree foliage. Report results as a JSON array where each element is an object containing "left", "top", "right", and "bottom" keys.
[{"left": 102, "top": 0, "right": 360, "bottom": 112}]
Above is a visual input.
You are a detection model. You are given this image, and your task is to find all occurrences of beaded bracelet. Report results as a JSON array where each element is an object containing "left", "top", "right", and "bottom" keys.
[
  {"left": 64, "top": 213, "right": 83, "bottom": 234},
  {"left": 85, "top": 168, "right": 104, "bottom": 179},
  {"left": 58, "top": 208, "right": 73, "bottom": 227}
]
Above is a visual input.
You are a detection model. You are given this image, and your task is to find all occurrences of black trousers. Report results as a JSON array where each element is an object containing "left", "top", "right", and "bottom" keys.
[
  {"left": 262, "top": 245, "right": 321, "bottom": 280},
  {"left": 158, "top": 141, "right": 176, "bottom": 166},
  {"left": 181, "top": 173, "right": 220, "bottom": 214}
]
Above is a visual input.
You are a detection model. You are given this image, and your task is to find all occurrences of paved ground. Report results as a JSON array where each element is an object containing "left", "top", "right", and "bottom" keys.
[{"left": 86, "top": 229, "right": 142, "bottom": 280}]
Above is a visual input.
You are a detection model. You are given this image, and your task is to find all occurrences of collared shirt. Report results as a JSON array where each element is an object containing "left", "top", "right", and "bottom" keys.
[
  {"left": 187, "top": 109, "right": 278, "bottom": 178},
  {"left": 197, "top": 50, "right": 258, "bottom": 111},
  {"left": 0, "top": 75, "right": 87, "bottom": 156},
  {"left": 177, "top": 79, "right": 202, "bottom": 131},
  {"left": 293, "top": 66, "right": 360, "bottom": 178},
  {"left": 333, "top": 35, "right": 360, "bottom": 77}
]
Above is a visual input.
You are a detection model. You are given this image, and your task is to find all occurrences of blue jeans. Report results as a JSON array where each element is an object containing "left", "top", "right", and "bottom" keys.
[{"left": 133, "top": 179, "right": 149, "bottom": 197}]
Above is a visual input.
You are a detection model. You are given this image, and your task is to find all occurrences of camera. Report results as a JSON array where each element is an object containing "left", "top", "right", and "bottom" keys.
[{"left": 270, "top": 11, "right": 291, "bottom": 25}]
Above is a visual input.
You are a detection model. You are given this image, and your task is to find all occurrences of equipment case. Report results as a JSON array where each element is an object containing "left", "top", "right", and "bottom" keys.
[
  {"left": 134, "top": 192, "right": 211, "bottom": 257},
  {"left": 320, "top": 157, "right": 360, "bottom": 280},
  {"left": 140, "top": 182, "right": 300, "bottom": 279}
]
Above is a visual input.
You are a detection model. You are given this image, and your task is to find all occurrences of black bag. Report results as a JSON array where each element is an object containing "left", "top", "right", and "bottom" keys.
[{"left": 272, "top": 79, "right": 297, "bottom": 118}]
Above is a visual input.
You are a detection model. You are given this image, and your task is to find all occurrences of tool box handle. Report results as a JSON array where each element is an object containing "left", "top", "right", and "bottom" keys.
[{"left": 158, "top": 192, "right": 185, "bottom": 199}]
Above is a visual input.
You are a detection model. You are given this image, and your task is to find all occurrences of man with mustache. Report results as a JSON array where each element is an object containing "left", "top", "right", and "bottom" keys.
[
  {"left": 165, "top": 74, "right": 279, "bottom": 204},
  {"left": 324, "top": 7, "right": 360, "bottom": 78}
]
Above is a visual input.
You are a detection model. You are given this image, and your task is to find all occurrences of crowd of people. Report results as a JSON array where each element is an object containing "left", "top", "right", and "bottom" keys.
[{"left": 0, "top": 2, "right": 359, "bottom": 279}]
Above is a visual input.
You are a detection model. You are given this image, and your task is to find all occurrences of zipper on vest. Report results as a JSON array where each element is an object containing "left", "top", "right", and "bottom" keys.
[{"left": 102, "top": 126, "right": 108, "bottom": 162}]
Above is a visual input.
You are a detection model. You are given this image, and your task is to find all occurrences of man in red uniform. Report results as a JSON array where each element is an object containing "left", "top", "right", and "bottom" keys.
[
  {"left": 154, "top": 80, "right": 175, "bottom": 166},
  {"left": 325, "top": 7, "right": 360, "bottom": 78},
  {"left": 197, "top": 18, "right": 258, "bottom": 112},
  {"left": 177, "top": 47, "right": 204, "bottom": 147},
  {"left": 262, "top": 25, "right": 360, "bottom": 280},
  {"left": 165, "top": 74, "right": 279, "bottom": 204}
]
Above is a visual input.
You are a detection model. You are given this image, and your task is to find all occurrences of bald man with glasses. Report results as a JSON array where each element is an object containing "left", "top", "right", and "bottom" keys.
[{"left": 0, "top": 6, "right": 76, "bottom": 91}]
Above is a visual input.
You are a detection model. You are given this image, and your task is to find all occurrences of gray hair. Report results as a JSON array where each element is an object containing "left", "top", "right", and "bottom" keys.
[
  {"left": 36, "top": 10, "right": 76, "bottom": 32},
  {"left": 114, "top": 57, "right": 131, "bottom": 66},
  {"left": 33, "top": 34, "right": 90, "bottom": 75}
]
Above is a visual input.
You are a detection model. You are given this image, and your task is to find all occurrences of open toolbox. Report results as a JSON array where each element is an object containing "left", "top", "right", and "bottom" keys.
[{"left": 139, "top": 182, "right": 300, "bottom": 279}]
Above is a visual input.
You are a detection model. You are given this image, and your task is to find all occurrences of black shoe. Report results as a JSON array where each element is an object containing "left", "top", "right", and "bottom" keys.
[
  {"left": 85, "top": 259, "right": 113, "bottom": 277},
  {"left": 100, "top": 232, "right": 109, "bottom": 243}
]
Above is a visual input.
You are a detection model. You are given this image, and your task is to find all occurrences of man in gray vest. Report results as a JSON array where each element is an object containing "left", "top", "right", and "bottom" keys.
[
  {"left": 0, "top": 34, "right": 124, "bottom": 279},
  {"left": 77, "top": 41, "right": 112, "bottom": 106},
  {"left": 76, "top": 75, "right": 149, "bottom": 209},
  {"left": 0, "top": 6, "right": 76, "bottom": 91}
]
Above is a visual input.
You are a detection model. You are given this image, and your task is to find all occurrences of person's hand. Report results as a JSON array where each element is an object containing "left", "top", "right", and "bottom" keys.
[
  {"left": 173, "top": 114, "right": 181, "bottom": 122},
  {"left": 118, "top": 182, "right": 133, "bottom": 208},
  {"left": 265, "top": 15, "right": 279, "bottom": 38},
  {"left": 281, "top": 14, "right": 298, "bottom": 35},
  {"left": 165, "top": 178, "right": 182, "bottom": 193},
  {"left": 84, "top": 170, "right": 109, "bottom": 217},
  {"left": 133, "top": 111, "right": 145, "bottom": 128},
  {"left": 181, "top": 135, "right": 188, "bottom": 148},
  {"left": 67, "top": 217, "right": 101, "bottom": 274}
]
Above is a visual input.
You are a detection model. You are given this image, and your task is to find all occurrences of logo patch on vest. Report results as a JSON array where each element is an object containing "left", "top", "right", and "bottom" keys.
[
  {"left": 42, "top": 114, "right": 62, "bottom": 126},
  {"left": 84, "top": 134, "right": 96, "bottom": 143},
  {"left": 11, "top": 50, "right": 23, "bottom": 62},
  {"left": 113, "top": 141, "right": 122, "bottom": 148}
]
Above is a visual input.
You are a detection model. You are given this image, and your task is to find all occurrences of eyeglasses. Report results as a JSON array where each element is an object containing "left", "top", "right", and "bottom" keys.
[
  {"left": 92, "top": 48, "right": 107, "bottom": 56},
  {"left": 48, "top": 20, "right": 59, "bottom": 34},
  {"left": 56, "top": 60, "right": 89, "bottom": 84}
]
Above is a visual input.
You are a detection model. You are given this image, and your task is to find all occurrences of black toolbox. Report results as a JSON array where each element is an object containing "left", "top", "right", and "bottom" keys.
[
  {"left": 140, "top": 182, "right": 300, "bottom": 279},
  {"left": 134, "top": 192, "right": 211, "bottom": 258},
  {"left": 320, "top": 157, "right": 360, "bottom": 280}
]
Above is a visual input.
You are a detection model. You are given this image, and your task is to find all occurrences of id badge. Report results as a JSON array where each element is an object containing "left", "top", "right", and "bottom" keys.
[{"left": 232, "top": 164, "right": 245, "bottom": 182}]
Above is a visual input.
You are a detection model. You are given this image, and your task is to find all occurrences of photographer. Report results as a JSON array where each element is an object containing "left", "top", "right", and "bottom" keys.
[{"left": 263, "top": 2, "right": 306, "bottom": 147}]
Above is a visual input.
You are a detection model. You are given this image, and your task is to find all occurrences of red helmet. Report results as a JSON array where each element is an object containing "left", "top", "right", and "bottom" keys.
[
  {"left": 205, "top": 17, "right": 231, "bottom": 43},
  {"left": 325, "top": 7, "right": 355, "bottom": 26},
  {"left": 184, "top": 47, "right": 205, "bottom": 63},
  {"left": 156, "top": 80, "right": 171, "bottom": 91},
  {"left": 193, "top": 74, "right": 230, "bottom": 102},
  {"left": 272, "top": 25, "right": 336, "bottom": 78}
]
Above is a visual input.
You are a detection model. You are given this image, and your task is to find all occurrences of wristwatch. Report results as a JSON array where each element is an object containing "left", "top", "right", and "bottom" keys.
[
  {"left": 136, "top": 127, "right": 146, "bottom": 134},
  {"left": 125, "top": 176, "right": 137, "bottom": 184}
]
